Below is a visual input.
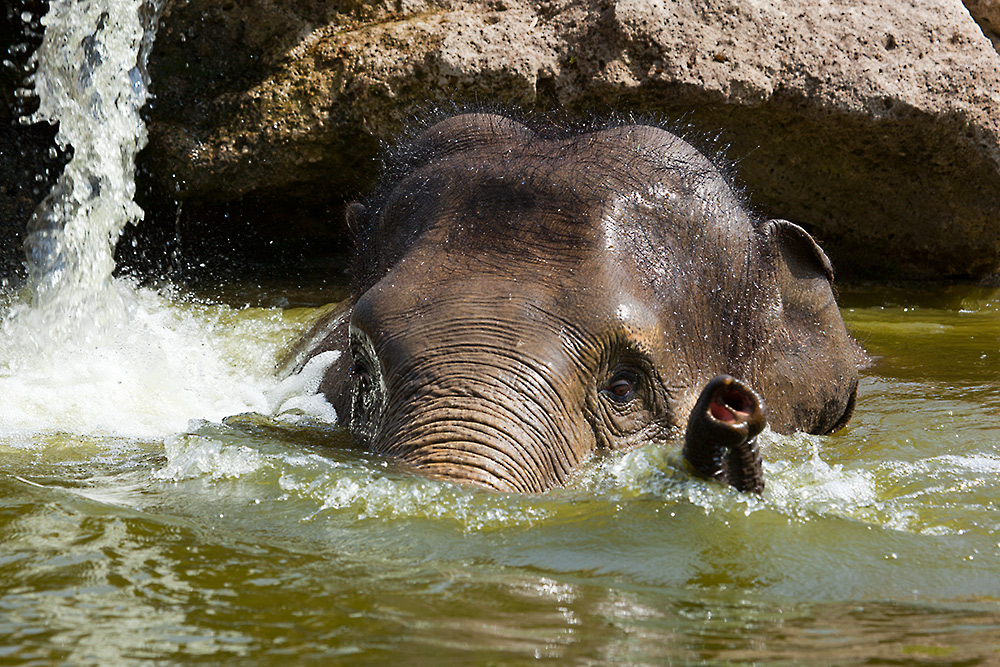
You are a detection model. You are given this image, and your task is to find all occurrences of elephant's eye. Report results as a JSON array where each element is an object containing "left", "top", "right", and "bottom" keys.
[{"left": 602, "top": 371, "right": 638, "bottom": 403}]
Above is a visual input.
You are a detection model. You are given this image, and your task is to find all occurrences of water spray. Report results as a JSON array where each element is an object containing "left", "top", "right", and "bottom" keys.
[{"left": 17, "top": 0, "right": 163, "bottom": 340}]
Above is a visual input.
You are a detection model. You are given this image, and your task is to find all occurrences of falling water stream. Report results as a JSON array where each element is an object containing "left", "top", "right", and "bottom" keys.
[
  {"left": 0, "top": 0, "right": 337, "bottom": 438},
  {"left": 2, "top": 2, "right": 1000, "bottom": 665}
]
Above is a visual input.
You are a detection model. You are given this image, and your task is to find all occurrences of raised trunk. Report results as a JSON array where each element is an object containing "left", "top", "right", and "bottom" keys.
[{"left": 682, "top": 375, "right": 766, "bottom": 494}]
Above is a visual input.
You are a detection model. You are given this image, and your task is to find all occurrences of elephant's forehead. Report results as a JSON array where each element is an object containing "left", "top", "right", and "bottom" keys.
[
  {"left": 396, "top": 122, "right": 737, "bottom": 225},
  {"left": 367, "top": 123, "right": 759, "bottom": 346},
  {"left": 362, "top": 258, "right": 670, "bottom": 367},
  {"left": 373, "top": 187, "right": 745, "bottom": 339},
  {"left": 431, "top": 163, "right": 745, "bottom": 268}
]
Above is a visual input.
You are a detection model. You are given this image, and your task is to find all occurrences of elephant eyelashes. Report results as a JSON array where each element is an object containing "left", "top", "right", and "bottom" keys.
[{"left": 602, "top": 371, "right": 638, "bottom": 403}]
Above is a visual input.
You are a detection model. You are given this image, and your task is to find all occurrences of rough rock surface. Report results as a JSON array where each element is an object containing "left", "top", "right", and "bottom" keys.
[
  {"left": 966, "top": 0, "right": 1000, "bottom": 50},
  {"left": 131, "top": 0, "right": 1000, "bottom": 279}
]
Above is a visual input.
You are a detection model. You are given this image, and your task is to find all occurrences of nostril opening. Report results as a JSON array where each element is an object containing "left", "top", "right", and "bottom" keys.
[
  {"left": 720, "top": 387, "right": 752, "bottom": 415},
  {"left": 710, "top": 400, "right": 737, "bottom": 423}
]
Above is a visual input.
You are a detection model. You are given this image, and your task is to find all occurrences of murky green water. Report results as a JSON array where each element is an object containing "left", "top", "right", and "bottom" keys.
[{"left": 1, "top": 282, "right": 998, "bottom": 665}]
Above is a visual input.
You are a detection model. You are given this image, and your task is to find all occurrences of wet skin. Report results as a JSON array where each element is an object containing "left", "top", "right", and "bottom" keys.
[
  {"left": 290, "top": 113, "right": 861, "bottom": 493},
  {"left": 683, "top": 375, "right": 766, "bottom": 494}
]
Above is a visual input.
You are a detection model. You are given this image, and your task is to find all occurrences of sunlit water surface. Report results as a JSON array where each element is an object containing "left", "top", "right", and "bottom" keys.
[{"left": 1, "top": 282, "right": 999, "bottom": 665}]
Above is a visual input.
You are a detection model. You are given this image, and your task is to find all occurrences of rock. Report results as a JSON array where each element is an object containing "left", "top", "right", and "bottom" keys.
[
  {"left": 138, "top": 0, "right": 1000, "bottom": 281},
  {"left": 966, "top": 0, "right": 1000, "bottom": 51}
]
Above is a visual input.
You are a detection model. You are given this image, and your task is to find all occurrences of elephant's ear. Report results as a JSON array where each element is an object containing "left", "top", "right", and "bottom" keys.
[
  {"left": 771, "top": 218, "right": 835, "bottom": 304},
  {"left": 345, "top": 201, "right": 367, "bottom": 240},
  {"left": 762, "top": 219, "right": 859, "bottom": 434}
]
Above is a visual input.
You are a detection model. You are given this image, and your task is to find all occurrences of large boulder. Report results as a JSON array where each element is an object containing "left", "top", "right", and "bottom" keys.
[
  {"left": 139, "top": 0, "right": 1000, "bottom": 281},
  {"left": 966, "top": 0, "right": 1000, "bottom": 50}
]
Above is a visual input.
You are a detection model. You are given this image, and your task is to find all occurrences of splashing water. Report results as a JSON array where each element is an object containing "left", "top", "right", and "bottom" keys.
[
  {"left": 1, "top": 14, "right": 999, "bottom": 655},
  {"left": 19, "top": 0, "right": 159, "bottom": 331},
  {"left": 0, "top": 0, "right": 335, "bottom": 441}
]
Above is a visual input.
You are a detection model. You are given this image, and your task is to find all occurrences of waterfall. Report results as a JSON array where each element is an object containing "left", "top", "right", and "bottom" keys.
[
  {"left": 0, "top": 0, "right": 314, "bottom": 440},
  {"left": 9, "top": 0, "right": 163, "bottom": 347}
]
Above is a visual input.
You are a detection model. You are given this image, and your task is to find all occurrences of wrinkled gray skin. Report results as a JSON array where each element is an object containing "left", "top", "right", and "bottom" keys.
[
  {"left": 683, "top": 375, "right": 767, "bottom": 494},
  {"left": 290, "top": 113, "right": 860, "bottom": 494}
]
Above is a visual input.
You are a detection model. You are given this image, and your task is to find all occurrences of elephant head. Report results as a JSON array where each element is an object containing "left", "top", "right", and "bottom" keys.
[{"left": 290, "top": 113, "right": 860, "bottom": 493}]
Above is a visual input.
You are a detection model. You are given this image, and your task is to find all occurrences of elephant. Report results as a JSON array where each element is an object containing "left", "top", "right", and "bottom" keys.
[{"left": 286, "top": 112, "right": 861, "bottom": 494}]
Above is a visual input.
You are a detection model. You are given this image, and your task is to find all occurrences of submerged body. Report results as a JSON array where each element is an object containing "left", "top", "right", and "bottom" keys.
[{"left": 292, "top": 113, "right": 860, "bottom": 493}]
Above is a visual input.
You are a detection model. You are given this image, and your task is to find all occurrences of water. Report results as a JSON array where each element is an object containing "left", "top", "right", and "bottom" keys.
[
  {"left": 1, "top": 284, "right": 999, "bottom": 665},
  {"left": 3, "top": 1, "right": 1000, "bottom": 663},
  {"left": 17, "top": 0, "right": 160, "bottom": 332},
  {"left": 1, "top": 0, "right": 301, "bottom": 438}
]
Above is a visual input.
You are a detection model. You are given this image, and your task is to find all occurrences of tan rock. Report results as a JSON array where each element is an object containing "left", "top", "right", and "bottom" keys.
[
  {"left": 143, "top": 0, "right": 1000, "bottom": 280},
  {"left": 965, "top": 0, "right": 1000, "bottom": 51}
]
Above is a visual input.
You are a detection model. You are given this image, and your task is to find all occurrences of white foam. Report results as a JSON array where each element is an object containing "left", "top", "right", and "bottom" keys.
[
  {"left": 0, "top": 0, "right": 280, "bottom": 442},
  {"left": 764, "top": 452, "right": 879, "bottom": 519},
  {"left": 265, "top": 350, "right": 341, "bottom": 423},
  {"left": 154, "top": 420, "right": 552, "bottom": 530},
  {"left": 157, "top": 432, "right": 272, "bottom": 481},
  {"left": 928, "top": 453, "right": 1000, "bottom": 474},
  {"left": 0, "top": 284, "right": 323, "bottom": 441}
]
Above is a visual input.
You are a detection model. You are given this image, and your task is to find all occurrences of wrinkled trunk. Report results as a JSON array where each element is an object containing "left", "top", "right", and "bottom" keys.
[
  {"left": 377, "top": 398, "right": 579, "bottom": 493},
  {"left": 682, "top": 375, "right": 766, "bottom": 494},
  {"left": 350, "top": 314, "right": 596, "bottom": 492},
  {"left": 370, "top": 371, "right": 593, "bottom": 492},
  {"left": 344, "top": 275, "right": 609, "bottom": 492}
]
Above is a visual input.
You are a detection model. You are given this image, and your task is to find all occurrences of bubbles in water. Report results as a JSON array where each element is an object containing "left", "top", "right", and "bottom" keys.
[
  {"left": 155, "top": 416, "right": 553, "bottom": 531},
  {"left": 761, "top": 434, "right": 880, "bottom": 520},
  {"left": 589, "top": 427, "right": 998, "bottom": 539}
]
